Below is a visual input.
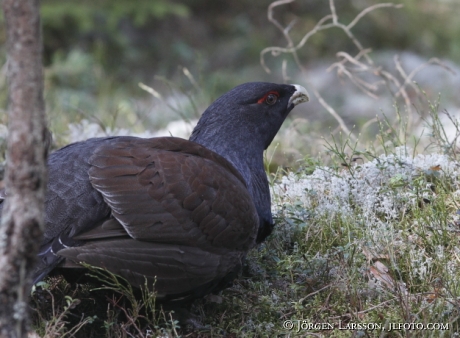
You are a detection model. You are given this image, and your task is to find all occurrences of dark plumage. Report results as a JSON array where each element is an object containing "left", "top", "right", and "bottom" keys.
[{"left": 0, "top": 82, "right": 309, "bottom": 302}]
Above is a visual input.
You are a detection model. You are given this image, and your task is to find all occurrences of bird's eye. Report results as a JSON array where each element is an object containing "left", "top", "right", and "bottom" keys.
[
  {"left": 257, "top": 91, "right": 280, "bottom": 105},
  {"left": 265, "top": 94, "right": 278, "bottom": 105}
]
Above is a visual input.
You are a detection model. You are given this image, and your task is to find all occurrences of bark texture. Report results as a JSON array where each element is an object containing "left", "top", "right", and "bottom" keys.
[{"left": 0, "top": 0, "right": 47, "bottom": 337}]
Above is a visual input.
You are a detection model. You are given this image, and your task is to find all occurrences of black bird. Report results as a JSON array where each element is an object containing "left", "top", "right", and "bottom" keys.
[{"left": 0, "top": 82, "right": 309, "bottom": 302}]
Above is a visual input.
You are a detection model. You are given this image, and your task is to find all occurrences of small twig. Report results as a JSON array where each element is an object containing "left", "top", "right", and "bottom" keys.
[
  {"left": 282, "top": 59, "right": 290, "bottom": 83},
  {"left": 298, "top": 283, "right": 332, "bottom": 303},
  {"left": 169, "top": 312, "right": 179, "bottom": 337},
  {"left": 347, "top": 3, "right": 404, "bottom": 30},
  {"left": 332, "top": 50, "right": 373, "bottom": 70},
  {"left": 394, "top": 55, "right": 419, "bottom": 96},
  {"left": 111, "top": 297, "right": 145, "bottom": 338},
  {"left": 268, "top": 0, "right": 296, "bottom": 49},
  {"left": 329, "top": 0, "right": 338, "bottom": 24},
  {"left": 313, "top": 88, "right": 357, "bottom": 140},
  {"left": 260, "top": 13, "right": 334, "bottom": 73},
  {"left": 394, "top": 57, "right": 456, "bottom": 98}
]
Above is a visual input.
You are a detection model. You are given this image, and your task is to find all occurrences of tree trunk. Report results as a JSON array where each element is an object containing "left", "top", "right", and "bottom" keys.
[{"left": 0, "top": 0, "right": 47, "bottom": 337}]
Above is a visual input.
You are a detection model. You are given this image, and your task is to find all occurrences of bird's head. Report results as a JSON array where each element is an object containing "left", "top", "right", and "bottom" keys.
[{"left": 190, "top": 82, "right": 309, "bottom": 151}]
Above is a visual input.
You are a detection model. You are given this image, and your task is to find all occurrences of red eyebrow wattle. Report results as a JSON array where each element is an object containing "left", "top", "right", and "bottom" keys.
[{"left": 257, "top": 91, "right": 279, "bottom": 104}]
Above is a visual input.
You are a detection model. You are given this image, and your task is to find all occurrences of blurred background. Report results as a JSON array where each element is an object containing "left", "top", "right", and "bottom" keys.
[{"left": 1, "top": 0, "right": 460, "bottom": 167}]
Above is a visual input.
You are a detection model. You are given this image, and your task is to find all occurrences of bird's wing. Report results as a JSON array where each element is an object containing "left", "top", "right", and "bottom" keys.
[
  {"left": 58, "top": 238, "right": 243, "bottom": 299},
  {"left": 86, "top": 137, "right": 258, "bottom": 252}
]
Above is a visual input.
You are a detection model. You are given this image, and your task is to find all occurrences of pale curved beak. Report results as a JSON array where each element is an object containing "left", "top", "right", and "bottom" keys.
[{"left": 288, "top": 84, "right": 309, "bottom": 107}]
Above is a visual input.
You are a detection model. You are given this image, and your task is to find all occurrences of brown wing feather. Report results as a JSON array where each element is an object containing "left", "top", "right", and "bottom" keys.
[
  {"left": 87, "top": 137, "right": 258, "bottom": 252},
  {"left": 58, "top": 239, "right": 243, "bottom": 298}
]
